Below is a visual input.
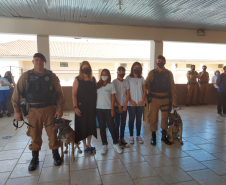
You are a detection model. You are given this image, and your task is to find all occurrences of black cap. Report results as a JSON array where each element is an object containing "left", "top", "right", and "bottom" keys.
[{"left": 33, "top": 53, "right": 47, "bottom": 63}]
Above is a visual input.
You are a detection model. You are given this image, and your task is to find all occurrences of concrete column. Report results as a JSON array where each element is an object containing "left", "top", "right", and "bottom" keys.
[
  {"left": 150, "top": 40, "right": 163, "bottom": 70},
  {"left": 37, "top": 35, "right": 51, "bottom": 70},
  {"left": 171, "top": 62, "right": 177, "bottom": 83},
  {"left": 143, "top": 63, "right": 148, "bottom": 79}
]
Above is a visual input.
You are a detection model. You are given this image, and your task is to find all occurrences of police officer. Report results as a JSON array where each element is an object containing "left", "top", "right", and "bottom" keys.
[
  {"left": 145, "top": 55, "right": 177, "bottom": 145},
  {"left": 186, "top": 65, "right": 199, "bottom": 106},
  {"left": 12, "top": 53, "right": 65, "bottom": 171},
  {"left": 198, "top": 65, "right": 209, "bottom": 105}
]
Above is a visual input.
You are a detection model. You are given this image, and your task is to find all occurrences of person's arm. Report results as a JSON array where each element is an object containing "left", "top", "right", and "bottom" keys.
[
  {"left": 145, "top": 72, "right": 151, "bottom": 92},
  {"left": 138, "top": 78, "right": 146, "bottom": 106},
  {"left": 111, "top": 84, "right": 116, "bottom": 117},
  {"left": 0, "top": 80, "right": 12, "bottom": 86},
  {"left": 123, "top": 89, "right": 130, "bottom": 111},
  {"left": 11, "top": 76, "right": 16, "bottom": 87},
  {"left": 53, "top": 74, "right": 65, "bottom": 118},
  {"left": 169, "top": 71, "right": 177, "bottom": 107},
  {"left": 72, "top": 77, "right": 81, "bottom": 116}
]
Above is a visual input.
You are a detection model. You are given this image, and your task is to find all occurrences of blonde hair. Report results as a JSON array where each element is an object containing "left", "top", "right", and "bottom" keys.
[{"left": 78, "top": 61, "right": 93, "bottom": 81}]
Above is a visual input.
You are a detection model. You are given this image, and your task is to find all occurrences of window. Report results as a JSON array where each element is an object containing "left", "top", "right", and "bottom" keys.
[
  {"left": 218, "top": 64, "right": 224, "bottom": 68},
  {"left": 60, "top": 62, "right": 68, "bottom": 67},
  {"left": 120, "top": 63, "right": 127, "bottom": 68},
  {"left": 186, "top": 64, "right": 192, "bottom": 68}
]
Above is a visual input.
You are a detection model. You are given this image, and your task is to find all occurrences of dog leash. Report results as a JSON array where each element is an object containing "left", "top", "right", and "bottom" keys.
[{"left": 13, "top": 119, "right": 53, "bottom": 130}]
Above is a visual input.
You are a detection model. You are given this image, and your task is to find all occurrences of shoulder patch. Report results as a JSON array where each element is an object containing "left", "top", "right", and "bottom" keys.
[{"left": 187, "top": 71, "right": 190, "bottom": 74}]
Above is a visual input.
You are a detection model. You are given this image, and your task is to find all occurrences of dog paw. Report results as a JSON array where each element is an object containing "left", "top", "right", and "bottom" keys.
[
  {"left": 180, "top": 141, "right": 184, "bottom": 145},
  {"left": 64, "top": 150, "right": 68, "bottom": 154},
  {"left": 61, "top": 156, "right": 64, "bottom": 161},
  {"left": 71, "top": 157, "right": 75, "bottom": 162},
  {"left": 78, "top": 150, "right": 82, "bottom": 154}
]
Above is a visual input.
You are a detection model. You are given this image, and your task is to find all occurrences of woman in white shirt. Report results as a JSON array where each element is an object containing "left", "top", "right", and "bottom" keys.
[
  {"left": 0, "top": 71, "right": 16, "bottom": 118},
  {"left": 211, "top": 70, "right": 220, "bottom": 92},
  {"left": 125, "top": 62, "right": 146, "bottom": 144},
  {"left": 96, "top": 69, "right": 122, "bottom": 154}
]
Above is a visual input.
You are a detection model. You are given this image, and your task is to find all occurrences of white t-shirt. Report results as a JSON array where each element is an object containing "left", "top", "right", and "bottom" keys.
[
  {"left": 0, "top": 77, "right": 10, "bottom": 90},
  {"left": 96, "top": 83, "right": 116, "bottom": 109},
  {"left": 211, "top": 75, "right": 218, "bottom": 89},
  {"left": 112, "top": 79, "right": 130, "bottom": 106},
  {"left": 125, "top": 76, "right": 145, "bottom": 106}
]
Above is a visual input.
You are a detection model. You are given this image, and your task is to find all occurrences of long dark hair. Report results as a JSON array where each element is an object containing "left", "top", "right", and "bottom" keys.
[
  {"left": 96, "top": 69, "right": 111, "bottom": 89},
  {"left": 129, "top": 62, "right": 143, "bottom": 78},
  {"left": 4, "top": 71, "right": 12, "bottom": 84}
]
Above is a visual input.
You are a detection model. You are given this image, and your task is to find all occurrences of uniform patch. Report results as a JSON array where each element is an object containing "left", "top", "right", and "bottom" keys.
[{"left": 45, "top": 76, "right": 50, "bottom": 81}]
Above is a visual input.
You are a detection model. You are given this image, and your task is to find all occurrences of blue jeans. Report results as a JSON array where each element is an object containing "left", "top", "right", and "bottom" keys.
[
  {"left": 0, "top": 89, "right": 11, "bottom": 111},
  {"left": 114, "top": 106, "right": 127, "bottom": 139},
  {"left": 127, "top": 106, "right": 144, "bottom": 137}
]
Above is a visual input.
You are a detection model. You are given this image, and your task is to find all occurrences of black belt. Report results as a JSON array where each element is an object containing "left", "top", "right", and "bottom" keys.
[
  {"left": 187, "top": 82, "right": 198, "bottom": 85},
  {"left": 150, "top": 93, "right": 170, "bottom": 99},
  {"left": 28, "top": 103, "right": 51, "bottom": 108}
]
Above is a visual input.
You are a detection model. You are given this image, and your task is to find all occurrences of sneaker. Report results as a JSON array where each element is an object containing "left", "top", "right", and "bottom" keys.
[
  {"left": 136, "top": 136, "right": 144, "bottom": 144},
  {"left": 129, "top": 137, "right": 134, "bottom": 144},
  {"left": 6, "top": 112, "right": 11, "bottom": 117},
  {"left": 121, "top": 138, "right": 129, "bottom": 148},
  {"left": 101, "top": 145, "right": 108, "bottom": 155},
  {"left": 118, "top": 139, "right": 124, "bottom": 148},
  {"left": 113, "top": 144, "right": 123, "bottom": 154},
  {"left": 0, "top": 113, "right": 3, "bottom": 118}
]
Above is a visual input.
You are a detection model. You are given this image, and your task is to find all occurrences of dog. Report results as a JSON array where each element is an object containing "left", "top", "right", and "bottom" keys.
[
  {"left": 167, "top": 110, "right": 183, "bottom": 145},
  {"left": 53, "top": 118, "right": 82, "bottom": 161}
]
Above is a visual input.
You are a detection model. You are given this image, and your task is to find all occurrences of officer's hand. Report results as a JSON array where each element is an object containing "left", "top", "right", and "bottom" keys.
[
  {"left": 54, "top": 111, "right": 63, "bottom": 118},
  {"left": 14, "top": 112, "right": 23, "bottom": 121},
  {"left": 75, "top": 108, "right": 81, "bottom": 117},
  {"left": 172, "top": 102, "right": 177, "bottom": 108},
  {"left": 111, "top": 109, "right": 115, "bottom": 117}
]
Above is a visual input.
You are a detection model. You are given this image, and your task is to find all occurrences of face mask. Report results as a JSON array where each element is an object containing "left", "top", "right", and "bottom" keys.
[
  {"left": 118, "top": 73, "right": 125, "bottom": 78},
  {"left": 216, "top": 73, "right": 219, "bottom": 76},
  {"left": 157, "top": 62, "right": 165, "bottom": 68},
  {"left": 101, "top": 76, "right": 109, "bottom": 81},
  {"left": 191, "top": 68, "right": 195, "bottom": 71},
  {"left": 133, "top": 69, "right": 141, "bottom": 75},
  {"left": 81, "top": 68, "right": 91, "bottom": 74},
  {"left": 203, "top": 68, "right": 206, "bottom": 71}
]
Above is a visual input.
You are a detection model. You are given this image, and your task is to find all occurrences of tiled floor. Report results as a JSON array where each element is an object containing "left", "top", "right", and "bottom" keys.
[{"left": 1, "top": 105, "right": 226, "bottom": 184}]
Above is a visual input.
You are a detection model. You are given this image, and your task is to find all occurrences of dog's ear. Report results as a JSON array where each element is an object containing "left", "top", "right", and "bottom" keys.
[{"left": 65, "top": 119, "right": 72, "bottom": 124}]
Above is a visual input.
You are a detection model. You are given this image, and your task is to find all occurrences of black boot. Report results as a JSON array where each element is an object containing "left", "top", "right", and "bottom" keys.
[
  {"left": 161, "top": 129, "right": 171, "bottom": 145},
  {"left": 28, "top": 151, "right": 39, "bottom": 171},
  {"left": 52, "top": 149, "right": 62, "bottom": 166},
  {"left": 150, "top": 132, "right": 156, "bottom": 145}
]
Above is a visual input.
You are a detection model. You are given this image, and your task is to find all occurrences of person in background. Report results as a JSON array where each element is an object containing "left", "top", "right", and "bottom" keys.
[
  {"left": 186, "top": 65, "right": 200, "bottom": 106},
  {"left": 198, "top": 65, "right": 209, "bottom": 105},
  {"left": 126, "top": 62, "right": 146, "bottom": 144},
  {"left": 113, "top": 66, "right": 130, "bottom": 148},
  {"left": 96, "top": 69, "right": 122, "bottom": 154},
  {"left": 216, "top": 66, "right": 226, "bottom": 116},
  {"left": 0, "top": 71, "right": 16, "bottom": 118},
  {"left": 211, "top": 70, "right": 220, "bottom": 92},
  {"left": 72, "top": 61, "right": 97, "bottom": 154},
  {"left": 145, "top": 55, "right": 177, "bottom": 145}
]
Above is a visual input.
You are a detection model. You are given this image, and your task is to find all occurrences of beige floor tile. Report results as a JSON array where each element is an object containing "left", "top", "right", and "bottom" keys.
[
  {"left": 97, "top": 159, "right": 126, "bottom": 175},
  {"left": 175, "top": 141, "right": 201, "bottom": 151},
  {"left": 186, "top": 149, "right": 217, "bottom": 161},
  {"left": 9, "top": 135, "right": 30, "bottom": 143},
  {"left": 188, "top": 169, "right": 226, "bottom": 185},
  {"left": 161, "top": 147, "right": 189, "bottom": 158},
  {"left": 118, "top": 151, "right": 146, "bottom": 164},
  {"left": 10, "top": 162, "right": 43, "bottom": 178},
  {"left": 0, "top": 149, "right": 24, "bottom": 160},
  {"left": 0, "top": 159, "right": 18, "bottom": 173},
  {"left": 43, "top": 153, "right": 70, "bottom": 167},
  {"left": 135, "top": 145, "right": 161, "bottom": 156},
  {"left": 171, "top": 157, "right": 207, "bottom": 171},
  {"left": 122, "top": 146, "right": 137, "bottom": 153},
  {"left": 6, "top": 176, "right": 39, "bottom": 185},
  {"left": 0, "top": 140, "right": 9, "bottom": 147},
  {"left": 0, "top": 172, "right": 11, "bottom": 185},
  {"left": 154, "top": 166, "right": 192, "bottom": 184},
  {"left": 70, "top": 168, "right": 102, "bottom": 185},
  {"left": 172, "top": 181, "right": 199, "bottom": 185},
  {"left": 101, "top": 172, "right": 134, "bottom": 185},
  {"left": 212, "top": 152, "right": 226, "bottom": 162},
  {"left": 143, "top": 154, "right": 175, "bottom": 168},
  {"left": 201, "top": 159, "right": 226, "bottom": 175},
  {"left": 208, "top": 138, "right": 226, "bottom": 147},
  {"left": 197, "top": 143, "right": 225, "bottom": 153},
  {"left": 39, "top": 165, "right": 70, "bottom": 183},
  {"left": 133, "top": 176, "right": 167, "bottom": 185},
  {"left": 18, "top": 151, "right": 46, "bottom": 164},
  {"left": 70, "top": 156, "right": 97, "bottom": 171},
  {"left": 94, "top": 148, "right": 119, "bottom": 161},
  {"left": 3, "top": 141, "right": 28, "bottom": 151},
  {"left": 125, "top": 162, "right": 158, "bottom": 179},
  {"left": 38, "top": 180, "right": 70, "bottom": 185}
]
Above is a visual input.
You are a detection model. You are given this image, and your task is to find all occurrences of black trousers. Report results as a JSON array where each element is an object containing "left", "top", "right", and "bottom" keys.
[
  {"left": 217, "top": 92, "right": 226, "bottom": 114},
  {"left": 96, "top": 109, "right": 118, "bottom": 145},
  {"left": 114, "top": 106, "right": 127, "bottom": 139}
]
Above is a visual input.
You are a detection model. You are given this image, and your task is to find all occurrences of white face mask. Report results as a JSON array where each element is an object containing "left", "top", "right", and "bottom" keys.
[
  {"left": 101, "top": 76, "right": 109, "bottom": 81},
  {"left": 216, "top": 73, "right": 219, "bottom": 76}
]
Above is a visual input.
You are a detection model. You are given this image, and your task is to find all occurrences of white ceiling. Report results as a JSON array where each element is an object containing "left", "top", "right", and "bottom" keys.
[{"left": 0, "top": 0, "right": 226, "bottom": 31}]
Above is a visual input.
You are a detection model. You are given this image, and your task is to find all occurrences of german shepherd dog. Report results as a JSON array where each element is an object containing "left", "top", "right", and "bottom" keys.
[
  {"left": 53, "top": 118, "right": 82, "bottom": 161},
  {"left": 167, "top": 110, "right": 183, "bottom": 145}
]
